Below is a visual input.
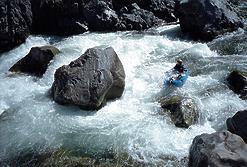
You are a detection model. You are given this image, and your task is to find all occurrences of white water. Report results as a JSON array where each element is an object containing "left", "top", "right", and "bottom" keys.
[{"left": 0, "top": 25, "right": 246, "bottom": 165}]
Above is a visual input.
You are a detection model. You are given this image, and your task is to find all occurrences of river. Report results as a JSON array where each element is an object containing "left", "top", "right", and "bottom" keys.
[{"left": 0, "top": 25, "right": 246, "bottom": 166}]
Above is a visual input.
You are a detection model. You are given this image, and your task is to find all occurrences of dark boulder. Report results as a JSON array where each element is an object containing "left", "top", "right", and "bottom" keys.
[
  {"left": 189, "top": 131, "right": 247, "bottom": 167},
  {"left": 227, "top": 110, "right": 247, "bottom": 143},
  {"left": 112, "top": 0, "right": 136, "bottom": 11},
  {"left": 137, "top": 0, "right": 177, "bottom": 22},
  {"left": 0, "top": 0, "right": 32, "bottom": 53},
  {"left": 83, "top": 0, "right": 119, "bottom": 31},
  {"left": 176, "top": 0, "right": 244, "bottom": 41},
  {"left": 226, "top": 71, "right": 247, "bottom": 99},
  {"left": 9, "top": 46, "right": 60, "bottom": 77},
  {"left": 160, "top": 96, "right": 199, "bottom": 128},
  {"left": 51, "top": 46, "right": 125, "bottom": 110},
  {"left": 113, "top": 0, "right": 177, "bottom": 22},
  {"left": 31, "top": 0, "right": 88, "bottom": 36},
  {"left": 119, "top": 4, "right": 160, "bottom": 30}
]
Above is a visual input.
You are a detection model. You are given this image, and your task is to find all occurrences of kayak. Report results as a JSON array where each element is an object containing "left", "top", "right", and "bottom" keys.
[{"left": 163, "top": 69, "right": 189, "bottom": 87}]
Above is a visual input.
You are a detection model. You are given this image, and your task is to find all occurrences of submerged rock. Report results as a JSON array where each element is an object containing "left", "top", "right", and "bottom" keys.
[
  {"left": 226, "top": 71, "right": 247, "bottom": 99},
  {"left": 9, "top": 46, "right": 60, "bottom": 77},
  {"left": 0, "top": 0, "right": 32, "bottom": 53},
  {"left": 227, "top": 110, "right": 247, "bottom": 143},
  {"left": 189, "top": 131, "right": 247, "bottom": 167},
  {"left": 0, "top": 148, "right": 187, "bottom": 167},
  {"left": 176, "top": 0, "right": 243, "bottom": 41},
  {"left": 160, "top": 96, "right": 199, "bottom": 128},
  {"left": 51, "top": 46, "right": 125, "bottom": 110}
]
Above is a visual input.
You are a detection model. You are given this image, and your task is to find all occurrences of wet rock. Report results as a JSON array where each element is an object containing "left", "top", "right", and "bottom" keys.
[
  {"left": 176, "top": 0, "right": 244, "bottom": 41},
  {"left": 0, "top": 149, "right": 109, "bottom": 167},
  {"left": 189, "top": 131, "right": 247, "bottom": 167},
  {"left": 119, "top": 4, "right": 160, "bottom": 30},
  {"left": 83, "top": 0, "right": 119, "bottom": 31},
  {"left": 51, "top": 46, "right": 125, "bottom": 110},
  {"left": 31, "top": 0, "right": 88, "bottom": 36},
  {"left": 160, "top": 96, "right": 199, "bottom": 128},
  {"left": 226, "top": 71, "right": 247, "bottom": 99},
  {"left": 227, "top": 110, "right": 247, "bottom": 143},
  {"left": 0, "top": 148, "right": 152, "bottom": 167},
  {"left": 0, "top": 0, "right": 32, "bottom": 53},
  {"left": 9, "top": 46, "right": 60, "bottom": 77}
]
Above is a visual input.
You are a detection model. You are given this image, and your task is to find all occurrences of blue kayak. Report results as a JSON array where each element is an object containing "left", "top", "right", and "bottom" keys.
[{"left": 163, "top": 69, "right": 189, "bottom": 87}]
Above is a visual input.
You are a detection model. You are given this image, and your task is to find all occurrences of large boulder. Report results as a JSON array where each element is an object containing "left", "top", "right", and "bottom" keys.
[
  {"left": 189, "top": 131, "right": 247, "bottom": 167},
  {"left": 160, "top": 96, "right": 199, "bottom": 128},
  {"left": 83, "top": 0, "right": 119, "bottom": 31},
  {"left": 137, "top": 0, "right": 177, "bottom": 22},
  {"left": 226, "top": 71, "right": 247, "bottom": 99},
  {"left": 119, "top": 3, "right": 160, "bottom": 30},
  {"left": 112, "top": 0, "right": 136, "bottom": 10},
  {"left": 51, "top": 46, "right": 125, "bottom": 110},
  {"left": 112, "top": 0, "right": 177, "bottom": 22},
  {"left": 176, "top": 0, "right": 244, "bottom": 41},
  {"left": 31, "top": 0, "right": 88, "bottom": 36},
  {"left": 0, "top": 0, "right": 32, "bottom": 53},
  {"left": 227, "top": 110, "right": 247, "bottom": 143},
  {"left": 9, "top": 46, "right": 60, "bottom": 77}
]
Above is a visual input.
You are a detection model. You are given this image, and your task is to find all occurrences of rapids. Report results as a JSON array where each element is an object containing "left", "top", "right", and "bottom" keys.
[{"left": 0, "top": 25, "right": 246, "bottom": 166}]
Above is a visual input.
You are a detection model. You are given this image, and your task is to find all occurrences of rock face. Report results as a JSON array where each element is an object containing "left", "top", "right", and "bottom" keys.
[
  {"left": 160, "top": 96, "right": 199, "bottom": 128},
  {"left": 189, "top": 131, "right": 247, "bottom": 167},
  {"left": 0, "top": 0, "right": 32, "bottom": 53},
  {"left": 30, "top": 0, "right": 162, "bottom": 34},
  {"left": 227, "top": 71, "right": 247, "bottom": 99},
  {"left": 0, "top": 0, "right": 178, "bottom": 53},
  {"left": 119, "top": 4, "right": 159, "bottom": 30},
  {"left": 31, "top": 0, "right": 88, "bottom": 36},
  {"left": 176, "top": 0, "right": 243, "bottom": 41},
  {"left": 113, "top": 0, "right": 177, "bottom": 22},
  {"left": 51, "top": 46, "right": 125, "bottom": 110},
  {"left": 9, "top": 46, "right": 60, "bottom": 77},
  {"left": 83, "top": 0, "right": 119, "bottom": 31},
  {"left": 227, "top": 110, "right": 247, "bottom": 143}
]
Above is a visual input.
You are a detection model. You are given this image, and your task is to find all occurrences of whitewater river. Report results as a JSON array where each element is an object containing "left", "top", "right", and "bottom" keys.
[{"left": 0, "top": 25, "right": 246, "bottom": 166}]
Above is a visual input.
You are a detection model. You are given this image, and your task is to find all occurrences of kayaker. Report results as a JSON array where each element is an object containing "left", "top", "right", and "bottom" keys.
[
  {"left": 170, "top": 68, "right": 184, "bottom": 83},
  {"left": 173, "top": 59, "right": 184, "bottom": 72}
]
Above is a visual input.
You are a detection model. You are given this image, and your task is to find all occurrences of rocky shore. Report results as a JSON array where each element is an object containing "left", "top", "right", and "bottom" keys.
[{"left": 0, "top": 0, "right": 245, "bottom": 53}]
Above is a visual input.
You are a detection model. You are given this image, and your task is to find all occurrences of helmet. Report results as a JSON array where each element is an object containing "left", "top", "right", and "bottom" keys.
[{"left": 177, "top": 59, "right": 183, "bottom": 64}]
